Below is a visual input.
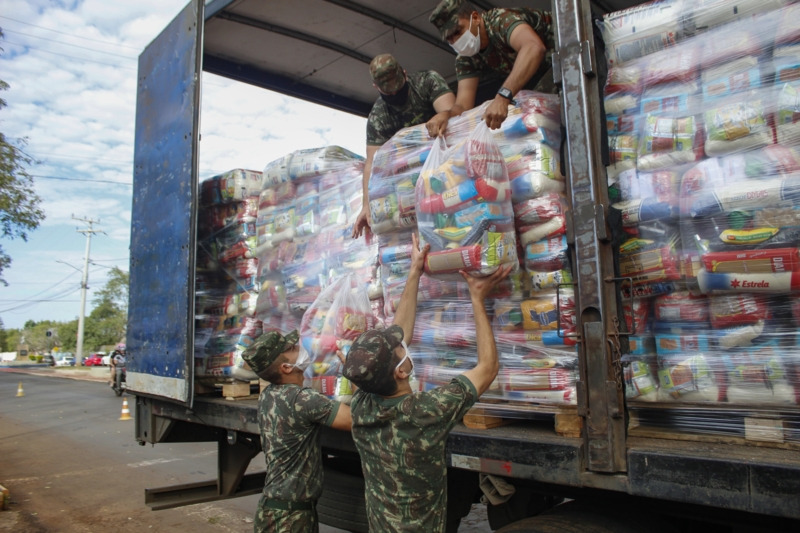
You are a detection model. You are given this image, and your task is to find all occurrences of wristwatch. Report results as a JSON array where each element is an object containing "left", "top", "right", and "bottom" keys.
[{"left": 497, "top": 87, "right": 516, "bottom": 104}]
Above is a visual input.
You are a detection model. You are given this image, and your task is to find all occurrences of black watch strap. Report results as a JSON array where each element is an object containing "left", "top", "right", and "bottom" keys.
[{"left": 497, "top": 87, "right": 516, "bottom": 104}]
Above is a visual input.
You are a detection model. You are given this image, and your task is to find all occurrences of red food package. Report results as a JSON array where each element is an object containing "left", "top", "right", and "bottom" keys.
[
  {"left": 513, "top": 193, "right": 565, "bottom": 224},
  {"left": 466, "top": 122, "right": 509, "bottom": 182},
  {"left": 709, "top": 294, "right": 770, "bottom": 329},
  {"left": 654, "top": 291, "right": 709, "bottom": 323},
  {"left": 622, "top": 298, "right": 651, "bottom": 334},
  {"left": 336, "top": 306, "right": 375, "bottom": 340}
]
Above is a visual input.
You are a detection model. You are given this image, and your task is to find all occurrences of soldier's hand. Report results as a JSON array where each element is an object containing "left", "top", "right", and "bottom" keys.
[
  {"left": 483, "top": 98, "right": 510, "bottom": 130},
  {"left": 410, "top": 232, "right": 430, "bottom": 275},
  {"left": 352, "top": 206, "right": 371, "bottom": 239},
  {"left": 426, "top": 111, "right": 449, "bottom": 138},
  {"left": 460, "top": 264, "right": 513, "bottom": 302}
]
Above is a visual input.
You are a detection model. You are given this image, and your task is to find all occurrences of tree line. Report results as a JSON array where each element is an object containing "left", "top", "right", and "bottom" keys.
[{"left": 0, "top": 267, "right": 129, "bottom": 355}]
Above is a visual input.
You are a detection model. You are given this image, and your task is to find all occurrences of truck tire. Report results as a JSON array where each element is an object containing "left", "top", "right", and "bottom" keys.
[
  {"left": 317, "top": 460, "right": 369, "bottom": 533},
  {"left": 496, "top": 501, "right": 679, "bottom": 533}
]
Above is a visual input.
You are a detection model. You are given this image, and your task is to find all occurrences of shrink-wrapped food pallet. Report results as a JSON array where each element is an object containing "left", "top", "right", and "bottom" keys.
[
  {"left": 196, "top": 169, "right": 264, "bottom": 383},
  {"left": 370, "top": 91, "right": 577, "bottom": 411},
  {"left": 602, "top": 0, "right": 800, "bottom": 442},
  {"left": 253, "top": 147, "right": 380, "bottom": 393}
]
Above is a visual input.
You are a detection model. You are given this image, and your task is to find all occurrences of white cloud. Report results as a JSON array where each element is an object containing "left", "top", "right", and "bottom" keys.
[{"left": 0, "top": 0, "right": 367, "bottom": 331}]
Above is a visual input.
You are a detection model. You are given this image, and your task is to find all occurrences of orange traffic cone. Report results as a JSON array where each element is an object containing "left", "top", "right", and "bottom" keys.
[
  {"left": 119, "top": 397, "right": 132, "bottom": 421},
  {"left": 16, "top": 382, "right": 24, "bottom": 397}
]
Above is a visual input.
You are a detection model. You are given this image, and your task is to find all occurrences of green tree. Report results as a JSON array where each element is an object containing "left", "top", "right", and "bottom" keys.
[
  {"left": 4, "top": 327, "right": 20, "bottom": 353},
  {"left": 59, "top": 321, "right": 77, "bottom": 352},
  {"left": 0, "top": 29, "right": 45, "bottom": 285},
  {"left": 18, "top": 319, "right": 60, "bottom": 354},
  {"left": 84, "top": 267, "right": 128, "bottom": 349},
  {"left": 0, "top": 317, "right": 6, "bottom": 351}
]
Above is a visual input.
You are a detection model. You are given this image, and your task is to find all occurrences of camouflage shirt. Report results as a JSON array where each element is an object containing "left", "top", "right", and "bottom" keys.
[
  {"left": 455, "top": 8, "right": 555, "bottom": 88},
  {"left": 367, "top": 71, "right": 453, "bottom": 146},
  {"left": 258, "top": 383, "right": 340, "bottom": 502},
  {"left": 350, "top": 376, "right": 478, "bottom": 532}
]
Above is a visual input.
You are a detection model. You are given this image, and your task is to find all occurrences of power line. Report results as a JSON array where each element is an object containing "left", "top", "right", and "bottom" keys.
[
  {"left": 29, "top": 151, "right": 131, "bottom": 165},
  {"left": 0, "top": 286, "right": 82, "bottom": 313},
  {"left": 3, "top": 29, "right": 137, "bottom": 59},
  {"left": 0, "top": 298, "right": 81, "bottom": 303},
  {"left": 18, "top": 271, "right": 80, "bottom": 301},
  {"left": 31, "top": 174, "right": 132, "bottom": 186},
  {"left": 0, "top": 39, "right": 137, "bottom": 71},
  {"left": 0, "top": 271, "right": 82, "bottom": 314},
  {"left": 0, "top": 15, "right": 141, "bottom": 50}
]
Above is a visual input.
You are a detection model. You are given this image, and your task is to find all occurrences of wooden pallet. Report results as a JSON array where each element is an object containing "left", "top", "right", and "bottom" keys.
[
  {"left": 463, "top": 408, "right": 515, "bottom": 429},
  {"left": 195, "top": 380, "right": 260, "bottom": 399},
  {"left": 463, "top": 404, "right": 582, "bottom": 437},
  {"left": 628, "top": 404, "right": 800, "bottom": 451},
  {"left": 0, "top": 483, "right": 9, "bottom": 511},
  {"left": 222, "top": 381, "right": 256, "bottom": 400}
]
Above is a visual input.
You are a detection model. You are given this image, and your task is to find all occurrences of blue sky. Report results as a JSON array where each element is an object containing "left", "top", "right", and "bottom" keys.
[{"left": 0, "top": 0, "right": 367, "bottom": 330}]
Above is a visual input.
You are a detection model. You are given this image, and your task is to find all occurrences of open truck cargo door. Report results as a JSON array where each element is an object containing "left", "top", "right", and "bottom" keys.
[{"left": 128, "top": 0, "right": 203, "bottom": 405}]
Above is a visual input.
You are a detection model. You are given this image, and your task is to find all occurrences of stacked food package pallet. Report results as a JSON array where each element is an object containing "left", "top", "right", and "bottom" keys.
[
  {"left": 195, "top": 147, "right": 375, "bottom": 394},
  {"left": 370, "top": 90, "right": 576, "bottom": 414},
  {"left": 193, "top": 90, "right": 583, "bottom": 416},
  {"left": 196, "top": 169, "right": 264, "bottom": 384},
  {"left": 601, "top": 0, "right": 800, "bottom": 441}
]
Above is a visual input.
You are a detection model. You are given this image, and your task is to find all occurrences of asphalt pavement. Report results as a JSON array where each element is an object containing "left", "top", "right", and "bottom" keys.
[{"left": 0, "top": 366, "right": 491, "bottom": 532}]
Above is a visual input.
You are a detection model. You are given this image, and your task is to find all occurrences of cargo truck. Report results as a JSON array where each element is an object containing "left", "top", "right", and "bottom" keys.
[{"left": 129, "top": 0, "right": 800, "bottom": 530}]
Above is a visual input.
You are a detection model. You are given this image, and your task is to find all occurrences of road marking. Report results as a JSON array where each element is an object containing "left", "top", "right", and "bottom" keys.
[
  {"left": 126, "top": 457, "right": 180, "bottom": 468},
  {"left": 127, "top": 449, "right": 215, "bottom": 468}
]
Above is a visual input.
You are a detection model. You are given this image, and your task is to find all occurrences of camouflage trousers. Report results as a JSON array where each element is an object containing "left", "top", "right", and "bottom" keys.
[{"left": 254, "top": 495, "right": 319, "bottom": 533}]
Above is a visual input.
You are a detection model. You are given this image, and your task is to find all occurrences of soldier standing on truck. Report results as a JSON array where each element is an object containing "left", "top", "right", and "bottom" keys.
[
  {"left": 351, "top": 54, "right": 455, "bottom": 239},
  {"left": 426, "top": 0, "right": 555, "bottom": 135},
  {"left": 242, "top": 330, "right": 353, "bottom": 533},
  {"left": 342, "top": 232, "right": 511, "bottom": 532}
]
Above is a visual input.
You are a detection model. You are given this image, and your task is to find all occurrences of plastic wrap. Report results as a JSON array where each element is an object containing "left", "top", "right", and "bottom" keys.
[
  {"left": 364, "top": 91, "right": 575, "bottom": 412},
  {"left": 194, "top": 94, "right": 578, "bottom": 414},
  {"left": 299, "top": 273, "right": 374, "bottom": 399},
  {"left": 368, "top": 126, "right": 429, "bottom": 235},
  {"left": 416, "top": 122, "right": 518, "bottom": 279},
  {"left": 194, "top": 148, "right": 377, "bottom": 385},
  {"left": 602, "top": 0, "right": 800, "bottom": 439},
  {"left": 254, "top": 147, "right": 375, "bottom": 332}
]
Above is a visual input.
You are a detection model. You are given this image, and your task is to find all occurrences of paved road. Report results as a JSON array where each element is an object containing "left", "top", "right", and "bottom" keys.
[
  {"left": 0, "top": 369, "right": 490, "bottom": 532},
  {"left": 1, "top": 370, "right": 260, "bottom": 532}
]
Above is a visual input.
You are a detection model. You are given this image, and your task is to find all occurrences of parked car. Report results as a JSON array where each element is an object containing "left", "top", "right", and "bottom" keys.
[
  {"left": 82, "top": 354, "right": 104, "bottom": 366},
  {"left": 56, "top": 354, "right": 76, "bottom": 366},
  {"left": 41, "top": 354, "right": 55, "bottom": 366},
  {"left": 101, "top": 354, "right": 112, "bottom": 366}
]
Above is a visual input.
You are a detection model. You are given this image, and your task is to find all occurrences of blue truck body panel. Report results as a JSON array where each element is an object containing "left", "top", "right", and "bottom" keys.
[{"left": 128, "top": 0, "right": 202, "bottom": 403}]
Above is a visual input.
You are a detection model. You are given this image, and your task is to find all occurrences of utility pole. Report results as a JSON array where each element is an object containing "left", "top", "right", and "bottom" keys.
[{"left": 73, "top": 216, "right": 103, "bottom": 362}]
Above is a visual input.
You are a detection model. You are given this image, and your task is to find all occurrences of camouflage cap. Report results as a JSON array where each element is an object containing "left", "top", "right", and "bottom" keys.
[
  {"left": 242, "top": 330, "right": 299, "bottom": 376},
  {"left": 369, "top": 54, "right": 406, "bottom": 94},
  {"left": 342, "top": 325, "right": 404, "bottom": 395},
  {"left": 429, "top": 0, "right": 466, "bottom": 40}
]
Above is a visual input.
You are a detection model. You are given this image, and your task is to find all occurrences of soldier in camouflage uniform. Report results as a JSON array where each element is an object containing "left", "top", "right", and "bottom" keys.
[
  {"left": 242, "top": 330, "right": 352, "bottom": 533},
  {"left": 352, "top": 54, "right": 455, "bottom": 239},
  {"left": 427, "top": 0, "right": 555, "bottom": 135},
  {"left": 342, "top": 232, "right": 511, "bottom": 532}
]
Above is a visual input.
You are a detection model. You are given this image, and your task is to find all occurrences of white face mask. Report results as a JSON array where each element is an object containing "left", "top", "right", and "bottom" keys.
[
  {"left": 291, "top": 348, "right": 311, "bottom": 372},
  {"left": 450, "top": 16, "right": 480, "bottom": 57},
  {"left": 395, "top": 340, "right": 415, "bottom": 378}
]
